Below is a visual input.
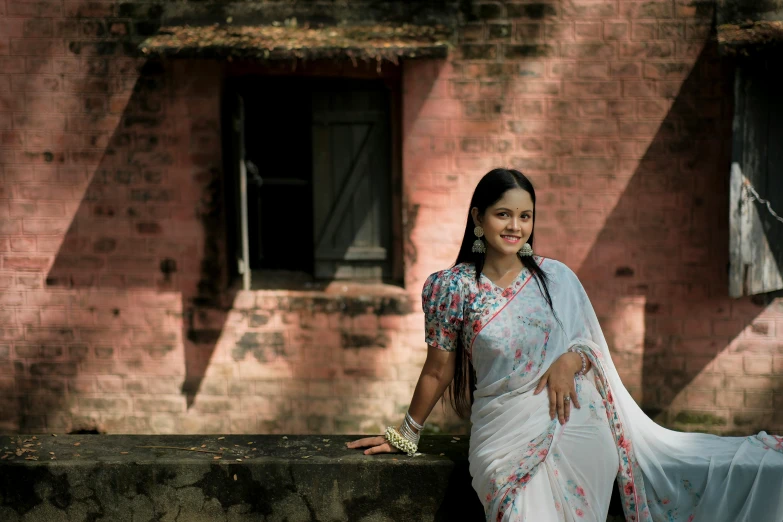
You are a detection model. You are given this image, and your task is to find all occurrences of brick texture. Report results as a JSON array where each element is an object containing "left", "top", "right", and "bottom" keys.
[{"left": 0, "top": 0, "right": 781, "bottom": 437}]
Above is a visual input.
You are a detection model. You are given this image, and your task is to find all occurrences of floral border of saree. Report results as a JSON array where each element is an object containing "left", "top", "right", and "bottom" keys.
[{"left": 577, "top": 344, "right": 651, "bottom": 521}]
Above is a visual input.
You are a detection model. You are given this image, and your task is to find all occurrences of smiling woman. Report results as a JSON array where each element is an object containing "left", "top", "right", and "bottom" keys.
[
  {"left": 348, "top": 168, "right": 783, "bottom": 522},
  {"left": 470, "top": 188, "right": 534, "bottom": 288}
]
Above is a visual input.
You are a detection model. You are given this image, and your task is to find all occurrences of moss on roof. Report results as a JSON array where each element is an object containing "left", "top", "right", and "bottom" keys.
[
  {"left": 139, "top": 23, "right": 453, "bottom": 61},
  {"left": 718, "top": 20, "right": 783, "bottom": 55}
]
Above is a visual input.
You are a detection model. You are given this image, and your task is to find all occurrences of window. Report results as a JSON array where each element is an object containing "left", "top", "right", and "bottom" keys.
[
  {"left": 223, "top": 77, "right": 401, "bottom": 289},
  {"left": 729, "top": 56, "right": 783, "bottom": 297}
]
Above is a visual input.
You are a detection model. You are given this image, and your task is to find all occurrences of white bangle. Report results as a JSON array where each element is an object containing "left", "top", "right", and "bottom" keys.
[{"left": 568, "top": 348, "right": 587, "bottom": 376}]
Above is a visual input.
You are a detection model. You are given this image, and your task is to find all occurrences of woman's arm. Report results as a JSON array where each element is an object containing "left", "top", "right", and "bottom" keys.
[
  {"left": 347, "top": 346, "right": 456, "bottom": 455},
  {"left": 408, "top": 347, "right": 457, "bottom": 425}
]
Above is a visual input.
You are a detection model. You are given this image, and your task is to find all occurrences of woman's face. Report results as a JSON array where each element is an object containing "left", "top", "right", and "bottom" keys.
[{"left": 472, "top": 188, "right": 534, "bottom": 258}]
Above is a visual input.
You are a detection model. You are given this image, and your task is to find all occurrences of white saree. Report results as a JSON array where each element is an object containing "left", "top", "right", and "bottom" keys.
[{"left": 422, "top": 257, "right": 783, "bottom": 522}]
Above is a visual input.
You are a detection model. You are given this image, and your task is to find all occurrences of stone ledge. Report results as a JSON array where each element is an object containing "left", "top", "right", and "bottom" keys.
[
  {"left": 0, "top": 434, "right": 627, "bottom": 521},
  {"left": 0, "top": 434, "right": 483, "bottom": 522}
]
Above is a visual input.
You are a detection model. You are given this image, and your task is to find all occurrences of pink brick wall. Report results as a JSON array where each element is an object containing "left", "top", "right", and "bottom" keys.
[{"left": 0, "top": 0, "right": 781, "bottom": 436}]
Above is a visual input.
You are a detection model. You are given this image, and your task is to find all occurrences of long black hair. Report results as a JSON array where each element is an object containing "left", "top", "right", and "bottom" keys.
[{"left": 446, "top": 168, "right": 558, "bottom": 419}]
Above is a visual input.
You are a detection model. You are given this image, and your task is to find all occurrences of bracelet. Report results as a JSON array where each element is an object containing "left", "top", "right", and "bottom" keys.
[
  {"left": 568, "top": 347, "right": 587, "bottom": 376},
  {"left": 398, "top": 412, "right": 422, "bottom": 446},
  {"left": 405, "top": 411, "right": 425, "bottom": 431},
  {"left": 398, "top": 420, "right": 420, "bottom": 445},
  {"left": 385, "top": 426, "right": 418, "bottom": 456}
]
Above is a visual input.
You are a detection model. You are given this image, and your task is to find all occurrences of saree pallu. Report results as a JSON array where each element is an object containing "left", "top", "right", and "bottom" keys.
[{"left": 422, "top": 258, "right": 783, "bottom": 522}]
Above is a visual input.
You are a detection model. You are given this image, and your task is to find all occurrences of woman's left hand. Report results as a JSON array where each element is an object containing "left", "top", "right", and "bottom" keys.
[
  {"left": 346, "top": 435, "right": 401, "bottom": 455},
  {"left": 533, "top": 352, "right": 581, "bottom": 425}
]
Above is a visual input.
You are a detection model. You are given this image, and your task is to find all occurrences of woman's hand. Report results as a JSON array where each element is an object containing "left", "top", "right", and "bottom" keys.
[
  {"left": 533, "top": 352, "right": 582, "bottom": 424},
  {"left": 346, "top": 436, "right": 401, "bottom": 455}
]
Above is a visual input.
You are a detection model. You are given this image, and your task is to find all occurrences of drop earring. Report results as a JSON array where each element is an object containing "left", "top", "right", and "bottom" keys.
[
  {"left": 519, "top": 242, "right": 533, "bottom": 257},
  {"left": 472, "top": 226, "right": 486, "bottom": 254}
]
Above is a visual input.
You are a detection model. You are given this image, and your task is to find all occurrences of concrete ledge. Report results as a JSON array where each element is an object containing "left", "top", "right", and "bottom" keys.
[{"left": 0, "top": 434, "right": 483, "bottom": 522}]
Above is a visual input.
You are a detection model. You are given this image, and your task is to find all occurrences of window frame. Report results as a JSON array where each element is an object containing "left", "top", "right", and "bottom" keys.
[
  {"left": 728, "top": 55, "right": 783, "bottom": 298},
  {"left": 221, "top": 65, "right": 404, "bottom": 290}
]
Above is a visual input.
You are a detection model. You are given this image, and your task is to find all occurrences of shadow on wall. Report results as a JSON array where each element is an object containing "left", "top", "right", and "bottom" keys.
[
  {"left": 577, "top": 42, "right": 775, "bottom": 433},
  {"left": 21, "top": 55, "right": 435, "bottom": 436},
  {"left": 31, "top": 58, "right": 235, "bottom": 432},
  {"left": 0, "top": 2, "right": 203, "bottom": 433}
]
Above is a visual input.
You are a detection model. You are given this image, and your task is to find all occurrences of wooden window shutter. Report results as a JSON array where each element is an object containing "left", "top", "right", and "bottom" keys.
[
  {"left": 729, "top": 58, "right": 783, "bottom": 297},
  {"left": 226, "top": 93, "right": 252, "bottom": 290},
  {"left": 311, "top": 88, "right": 392, "bottom": 280}
]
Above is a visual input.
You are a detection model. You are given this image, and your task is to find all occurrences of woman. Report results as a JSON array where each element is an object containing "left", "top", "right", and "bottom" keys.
[{"left": 348, "top": 169, "right": 783, "bottom": 521}]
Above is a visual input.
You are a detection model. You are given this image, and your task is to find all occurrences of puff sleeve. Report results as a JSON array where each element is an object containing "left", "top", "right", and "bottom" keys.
[{"left": 421, "top": 269, "right": 465, "bottom": 352}]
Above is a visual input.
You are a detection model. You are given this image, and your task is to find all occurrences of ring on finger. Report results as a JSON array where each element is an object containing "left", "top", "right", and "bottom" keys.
[{"left": 563, "top": 395, "right": 571, "bottom": 403}]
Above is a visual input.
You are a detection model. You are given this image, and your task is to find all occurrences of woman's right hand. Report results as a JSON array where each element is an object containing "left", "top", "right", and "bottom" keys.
[{"left": 346, "top": 436, "right": 401, "bottom": 455}]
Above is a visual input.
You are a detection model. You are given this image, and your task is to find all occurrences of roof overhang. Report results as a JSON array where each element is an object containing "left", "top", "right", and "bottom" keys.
[
  {"left": 717, "top": 20, "right": 783, "bottom": 56},
  {"left": 138, "top": 23, "right": 453, "bottom": 62},
  {"left": 717, "top": 0, "right": 783, "bottom": 56}
]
